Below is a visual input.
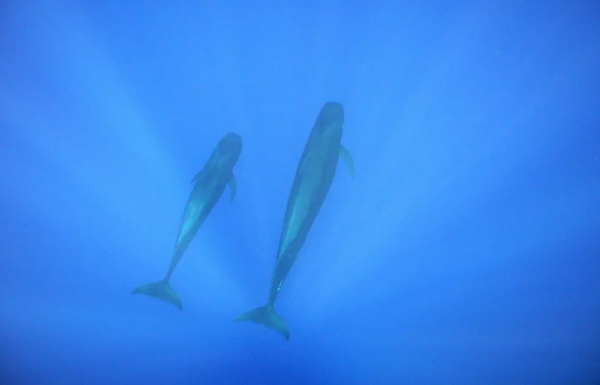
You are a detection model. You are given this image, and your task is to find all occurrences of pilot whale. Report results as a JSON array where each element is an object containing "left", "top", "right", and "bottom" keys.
[
  {"left": 133, "top": 132, "right": 242, "bottom": 310},
  {"left": 235, "top": 102, "right": 353, "bottom": 339}
]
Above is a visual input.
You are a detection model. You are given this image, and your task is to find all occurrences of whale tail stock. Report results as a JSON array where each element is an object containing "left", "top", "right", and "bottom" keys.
[
  {"left": 132, "top": 278, "right": 182, "bottom": 310},
  {"left": 234, "top": 304, "right": 290, "bottom": 340}
]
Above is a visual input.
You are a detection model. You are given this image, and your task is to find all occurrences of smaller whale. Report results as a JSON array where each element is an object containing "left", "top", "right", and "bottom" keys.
[
  {"left": 133, "top": 133, "right": 242, "bottom": 309},
  {"left": 235, "top": 102, "right": 353, "bottom": 339}
]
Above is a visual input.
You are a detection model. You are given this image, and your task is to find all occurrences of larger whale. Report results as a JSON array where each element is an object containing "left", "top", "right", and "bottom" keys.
[
  {"left": 133, "top": 132, "right": 242, "bottom": 310},
  {"left": 235, "top": 102, "right": 353, "bottom": 339}
]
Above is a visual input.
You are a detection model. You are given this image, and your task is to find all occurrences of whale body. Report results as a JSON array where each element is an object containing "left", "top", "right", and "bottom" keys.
[
  {"left": 133, "top": 133, "right": 242, "bottom": 310},
  {"left": 235, "top": 102, "right": 353, "bottom": 339}
]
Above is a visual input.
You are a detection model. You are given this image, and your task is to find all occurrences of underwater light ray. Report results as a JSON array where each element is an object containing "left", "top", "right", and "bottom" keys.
[
  {"left": 318, "top": 181, "right": 600, "bottom": 384},
  {"left": 4, "top": 3, "right": 223, "bottom": 277},
  {"left": 307, "top": 127, "right": 580, "bottom": 318},
  {"left": 20, "top": 2, "right": 190, "bottom": 182},
  {"left": 0, "top": 88, "right": 120, "bottom": 222},
  {"left": 179, "top": 14, "right": 290, "bottom": 305},
  {"left": 2, "top": 4, "right": 263, "bottom": 318},
  {"left": 318, "top": 1, "right": 600, "bottom": 317},
  {"left": 301, "top": 74, "right": 597, "bottom": 323}
]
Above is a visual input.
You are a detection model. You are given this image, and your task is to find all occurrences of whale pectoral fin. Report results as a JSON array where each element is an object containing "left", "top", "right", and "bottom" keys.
[
  {"left": 339, "top": 145, "right": 354, "bottom": 178},
  {"left": 228, "top": 173, "right": 237, "bottom": 201}
]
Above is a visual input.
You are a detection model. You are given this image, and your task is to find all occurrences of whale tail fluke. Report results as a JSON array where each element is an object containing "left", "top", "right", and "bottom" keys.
[
  {"left": 132, "top": 279, "right": 182, "bottom": 310},
  {"left": 234, "top": 304, "right": 290, "bottom": 340}
]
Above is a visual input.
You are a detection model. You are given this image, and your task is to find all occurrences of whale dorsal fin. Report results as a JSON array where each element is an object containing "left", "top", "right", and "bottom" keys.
[
  {"left": 228, "top": 173, "right": 237, "bottom": 201},
  {"left": 339, "top": 145, "right": 354, "bottom": 178}
]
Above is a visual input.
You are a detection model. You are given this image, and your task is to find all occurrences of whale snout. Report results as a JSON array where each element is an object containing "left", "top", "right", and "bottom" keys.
[
  {"left": 222, "top": 132, "right": 242, "bottom": 150},
  {"left": 217, "top": 132, "right": 242, "bottom": 157},
  {"left": 317, "top": 102, "right": 344, "bottom": 129}
]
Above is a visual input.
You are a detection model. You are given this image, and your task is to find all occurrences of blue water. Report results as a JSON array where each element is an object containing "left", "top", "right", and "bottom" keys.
[{"left": 1, "top": 1, "right": 599, "bottom": 384}]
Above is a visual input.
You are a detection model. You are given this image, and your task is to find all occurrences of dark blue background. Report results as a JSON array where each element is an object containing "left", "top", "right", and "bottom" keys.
[{"left": 1, "top": 0, "right": 599, "bottom": 384}]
